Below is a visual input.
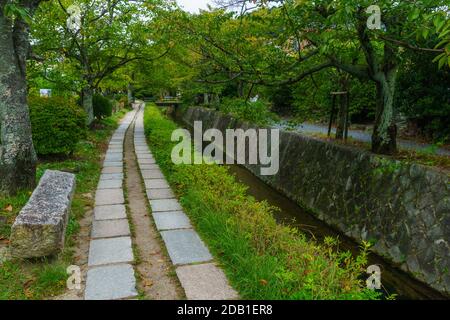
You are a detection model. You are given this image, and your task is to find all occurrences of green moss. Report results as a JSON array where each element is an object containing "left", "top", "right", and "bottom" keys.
[{"left": 372, "top": 157, "right": 403, "bottom": 177}]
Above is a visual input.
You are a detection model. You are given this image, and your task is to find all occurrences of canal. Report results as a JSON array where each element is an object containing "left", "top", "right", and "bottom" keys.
[{"left": 168, "top": 107, "right": 445, "bottom": 300}]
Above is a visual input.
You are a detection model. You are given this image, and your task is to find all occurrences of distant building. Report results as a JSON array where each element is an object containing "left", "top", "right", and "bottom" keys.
[{"left": 40, "top": 89, "right": 52, "bottom": 98}]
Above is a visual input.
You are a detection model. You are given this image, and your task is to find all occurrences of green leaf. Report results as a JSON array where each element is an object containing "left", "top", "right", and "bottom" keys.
[
  {"left": 409, "top": 8, "right": 420, "bottom": 21},
  {"left": 434, "top": 39, "right": 448, "bottom": 49},
  {"left": 434, "top": 17, "right": 446, "bottom": 32},
  {"left": 438, "top": 29, "right": 450, "bottom": 39},
  {"left": 432, "top": 52, "right": 445, "bottom": 63},
  {"left": 438, "top": 56, "right": 446, "bottom": 69},
  {"left": 3, "top": 3, "right": 31, "bottom": 24}
]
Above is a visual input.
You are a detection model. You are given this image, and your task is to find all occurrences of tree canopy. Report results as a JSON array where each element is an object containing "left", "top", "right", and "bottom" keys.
[{"left": 0, "top": 0, "right": 449, "bottom": 195}]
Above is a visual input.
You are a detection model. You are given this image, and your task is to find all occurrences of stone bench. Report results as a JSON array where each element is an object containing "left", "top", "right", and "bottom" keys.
[{"left": 10, "top": 170, "right": 76, "bottom": 258}]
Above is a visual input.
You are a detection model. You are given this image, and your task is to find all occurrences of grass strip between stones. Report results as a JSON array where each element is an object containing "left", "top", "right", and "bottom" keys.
[
  {"left": 0, "top": 109, "right": 129, "bottom": 300},
  {"left": 143, "top": 104, "right": 381, "bottom": 300}
]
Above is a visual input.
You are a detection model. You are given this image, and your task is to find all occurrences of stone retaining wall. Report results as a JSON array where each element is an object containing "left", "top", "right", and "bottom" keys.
[{"left": 177, "top": 106, "right": 450, "bottom": 296}]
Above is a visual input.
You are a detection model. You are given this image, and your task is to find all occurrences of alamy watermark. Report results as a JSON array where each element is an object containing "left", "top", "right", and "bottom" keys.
[
  {"left": 171, "top": 121, "right": 280, "bottom": 176},
  {"left": 66, "top": 265, "right": 81, "bottom": 290},
  {"left": 66, "top": 4, "right": 81, "bottom": 33},
  {"left": 366, "top": 265, "right": 382, "bottom": 290},
  {"left": 367, "top": 5, "right": 382, "bottom": 30}
]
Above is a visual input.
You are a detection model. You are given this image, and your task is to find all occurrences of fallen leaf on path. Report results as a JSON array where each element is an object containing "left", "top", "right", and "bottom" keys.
[
  {"left": 24, "top": 288, "right": 33, "bottom": 299},
  {"left": 23, "top": 279, "right": 34, "bottom": 289},
  {"left": 143, "top": 279, "right": 153, "bottom": 287}
]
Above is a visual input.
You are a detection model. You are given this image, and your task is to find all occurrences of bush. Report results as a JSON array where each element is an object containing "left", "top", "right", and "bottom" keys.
[
  {"left": 93, "top": 94, "right": 113, "bottom": 119},
  {"left": 117, "top": 94, "right": 129, "bottom": 106},
  {"left": 114, "top": 94, "right": 130, "bottom": 110},
  {"left": 29, "top": 96, "right": 87, "bottom": 156}
]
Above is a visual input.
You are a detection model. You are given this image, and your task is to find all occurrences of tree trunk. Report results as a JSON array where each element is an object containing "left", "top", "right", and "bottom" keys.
[
  {"left": 82, "top": 86, "right": 94, "bottom": 125},
  {"left": 127, "top": 84, "right": 133, "bottom": 104},
  {"left": 237, "top": 80, "right": 244, "bottom": 98},
  {"left": 335, "top": 94, "right": 348, "bottom": 140},
  {"left": 0, "top": 5, "right": 37, "bottom": 195},
  {"left": 372, "top": 70, "right": 398, "bottom": 155},
  {"left": 335, "top": 75, "right": 349, "bottom": 140}
]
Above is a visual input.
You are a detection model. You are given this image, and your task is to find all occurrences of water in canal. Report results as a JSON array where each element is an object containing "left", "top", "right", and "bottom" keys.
[{"left": 227, "top": 164, "right": 445, "bottom": 300}]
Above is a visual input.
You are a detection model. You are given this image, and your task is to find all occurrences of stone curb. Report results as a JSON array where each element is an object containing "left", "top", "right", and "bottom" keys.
[
  {"left": 85, "top": 110, "right": 138, "bottom": 300},
  {"left": 133, "top": 106, "right": 239, "bottom": 300}
]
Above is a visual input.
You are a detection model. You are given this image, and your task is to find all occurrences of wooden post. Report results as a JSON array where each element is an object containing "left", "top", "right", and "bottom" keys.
[
  {"left": 344, "top": 92, "right": 350, "bottom": 141},
  {"left": 331, "top": 91, "right": 348, "bottom": 140},
  {"left": 328, "top": 94, "right": 337, "bottom": 137}
]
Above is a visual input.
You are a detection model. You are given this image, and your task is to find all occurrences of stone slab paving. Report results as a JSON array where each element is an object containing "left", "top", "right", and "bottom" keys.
[
  {"left": 146, "top": 188, "right": 175, "bottom": 200},
  {"left": 150, "top": 198, "right": 182, "bottom": 212},
  {"left": 160, "top": 229, "right": 213, "bottom": 265},
  {"left": 88, "top": 236, "right": 133, "bottom": 266},
  {"left": 138, "top": 158, "right": 156, "bottom": 165},
  {"left": 97, "top": 179, "right": 122, "bottom": 190},
  {"left": 95, "top": 189, "right": 124, "bottom": 205},
  {"left": 141, "top": 169, "right": 164, "bottom": 179},
  {"left": 153, "top": 211, "right": 191, "bottom": 231},
  {"left": 85, "top": 264, "right": 138, "bottom": 300},
  {"left": 100, "top": 173, "right": 123, "bottom": 180},
  {"left": 104, "top": 155, "right": 123, "bottom": 162},
  {"left": 137, "top": 156, "right": 155, "bottom": 162},
  {"left": 85, "top": 110, "right": 138, "bottom": 300},
  {"left": 107, "top": 149, "right": 123, "bottom": 154},
  {"left": 139, "top": 164, "right": 159, "bottom": 170},
  {"left": 133, "top": 105, "right": 237, "bottom": 299},
  {"left": 103, "top": 161, "right": 123, "bottom": 167},
  {"left": 145, "top": 179, "right": 170, "bottom": 189},
  {"left": 91, "top": 219, "right": 130, "bottom": 239},
  {"left": 94, "top": 204, "right": 127, "bottom": 220},
  {"left": 135, "top": 152, "right": 149, "bottom": 155},
  {"left": 102, "top": 166, "right": 123, "bottom": 174},
  {"left": 176, "top": 263, "right": 239, "bottom": 300}
]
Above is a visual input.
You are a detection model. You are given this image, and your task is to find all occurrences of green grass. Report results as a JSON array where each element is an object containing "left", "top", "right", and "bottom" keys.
[
  {"left": 0, "top": 108, "right": 128, "bottom": 300},
  {"left": 143, "top": 104, "right": 380, "bottom": 300}
]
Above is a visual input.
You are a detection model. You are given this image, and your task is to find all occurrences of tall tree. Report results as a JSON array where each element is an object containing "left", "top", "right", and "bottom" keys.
[
  {"left": 32, "top": 0, "right": 172, "bottom": 125},
  {"left": 174, "top": 0, "right": 448, "bottom": 154},
  {"left": 0, "top": 0, "right": 44, "bottom": 195}
]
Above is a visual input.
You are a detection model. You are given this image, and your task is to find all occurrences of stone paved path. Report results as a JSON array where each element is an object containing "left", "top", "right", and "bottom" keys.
[
  {"left": 85, "top": 111, "right": 138, "bottom": 300},
  {"left": 134, "top": 105, "right": 239, "bottom": 300},
  {"left": 84, "top": 105, "right": 238, "bottom": 300}
]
